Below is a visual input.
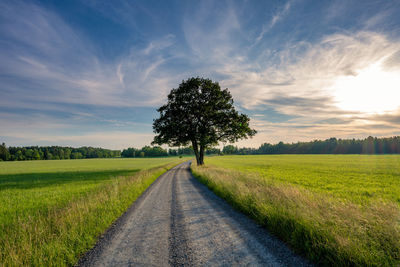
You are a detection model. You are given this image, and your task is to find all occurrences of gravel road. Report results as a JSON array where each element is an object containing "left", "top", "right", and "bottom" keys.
[{"left": 79, "top": 162, "right": 312, "bottom": 266}]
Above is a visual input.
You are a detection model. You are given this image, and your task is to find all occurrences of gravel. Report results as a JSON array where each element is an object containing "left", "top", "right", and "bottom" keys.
[{"left": 78, "top": 162, "right": 313, "bottom": 267}]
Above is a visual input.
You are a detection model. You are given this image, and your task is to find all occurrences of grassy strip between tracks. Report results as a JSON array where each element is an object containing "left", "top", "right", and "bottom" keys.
[
  {"left": 191, "top": 155, "right": 400, "bottom": 266},
  {"left": 0, "top": 158, "right": 184, "bottom": 266}
]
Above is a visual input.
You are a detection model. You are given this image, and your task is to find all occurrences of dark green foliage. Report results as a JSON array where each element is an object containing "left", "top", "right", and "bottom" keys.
[
  {"left": 205, "top": 147, "right": 221, "bottom": 155},
  {"left": 224, "top": 136, "right": 400, "bottom": 155},
  {"left": 121, "top": 147, "right": 139, "bottom": 158},
  {"left": 222, "top": 145, "right": 238, "bottom": 154},
  {"left": 0, "top": 145, "right": 121, "bottom": 161},
  {"left": 141, "top": 146, "right": 168, "bottom": 157},
  {"left": 0, "top": 143, "right": 10, "bottom": 161},
  {"left": 121, "top": 146, "right": 195, "bottom": 158},
  {"left": 121, "top": 146, "right": 168, "bottom": 158},
  {"left": 168, "top": 147, "right": 195, "bottom": 156},
  {"left": 152, "top": 77, "right": 256, "bottom": 165}
]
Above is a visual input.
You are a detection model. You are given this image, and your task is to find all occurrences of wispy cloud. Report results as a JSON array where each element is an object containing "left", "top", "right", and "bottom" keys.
[
  {"left": 0, "top": 110, "right": 154, "bottom": 149},
  {"left": 1, "top": 0, "right": 400, "bottom": 148},
  {"left": 143, "top": 34, "right": 176, "bottom": 55},
  {"left": 220, "top": 31, "right": 400, "bottom": 115},
  {"left": 192, "top": 23, "right": 400, "bottom": 142},
  {"left": 255, "top": 1, "right": 292, "bottom": 43},
  {"left": 236, "top": 115, "right": 400, "bottom": 147},
  {"left": 183, "top": 1, "right": 240, "bottom": 62},
  {"left": 3, "top": 130, "right": 154, "bottom": 150},
  {"left": 0, "top": 1, "right": 184, "bottom": 109}
]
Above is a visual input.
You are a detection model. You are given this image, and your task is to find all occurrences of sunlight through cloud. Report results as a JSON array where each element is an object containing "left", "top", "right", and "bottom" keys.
[{"left": 332, "top": 60, "right": 400, "bottom": 114}]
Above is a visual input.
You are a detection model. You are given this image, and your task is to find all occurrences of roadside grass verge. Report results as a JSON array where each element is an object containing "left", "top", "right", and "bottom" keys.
[
  {"left": 0, "top": 158, "right": 184, "bottom": 266},
  {"left": 191, "top": 155, "right": 400, "bottom": 266}
]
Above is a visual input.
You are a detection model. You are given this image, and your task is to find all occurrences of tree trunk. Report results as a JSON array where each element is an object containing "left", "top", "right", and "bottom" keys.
[
  {"left": 192, "top": 140, "right": 200, "bottom": 165},
  {"left": 199, "top": 144, "right": 205, "bottom": 165}
]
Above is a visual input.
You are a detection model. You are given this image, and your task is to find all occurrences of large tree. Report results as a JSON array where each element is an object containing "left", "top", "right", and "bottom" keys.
[{"left": 152, "top": 77, "right": 256, "bottom": 165}]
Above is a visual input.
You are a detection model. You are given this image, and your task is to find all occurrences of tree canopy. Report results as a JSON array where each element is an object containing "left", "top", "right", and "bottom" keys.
[{"left": 152, "top": 77, "right": 256, "bottom": 165}]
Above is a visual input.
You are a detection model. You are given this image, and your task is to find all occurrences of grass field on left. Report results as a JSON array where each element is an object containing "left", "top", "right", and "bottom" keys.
[{"left": 0, "top": 157, "right": 185, "bottom": 266}]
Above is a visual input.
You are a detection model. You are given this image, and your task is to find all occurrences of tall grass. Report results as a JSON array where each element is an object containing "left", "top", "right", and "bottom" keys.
[
  {"left": 191, "top": 155, "right": 400, "bottom": 266},
  {"left": 0, "top": 158, "right": 184, "bottom": 266}
]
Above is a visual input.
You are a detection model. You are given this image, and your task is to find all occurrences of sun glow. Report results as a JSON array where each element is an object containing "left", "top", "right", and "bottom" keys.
[{"left": 332, "top": 61, "right": 400, "bottom": 114}]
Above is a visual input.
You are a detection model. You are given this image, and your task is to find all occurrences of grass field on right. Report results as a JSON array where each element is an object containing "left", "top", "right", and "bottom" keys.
[{"left": 191, "top": 155, "right": 400, "bottom": 266}]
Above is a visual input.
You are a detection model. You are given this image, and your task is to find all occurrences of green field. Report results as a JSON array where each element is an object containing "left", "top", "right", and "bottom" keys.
[
  {"left": 0, "top": 157, "right": 184, "bottom": 266},
  {"left": 191, "top": 155, "right": 400, "bottom": 266}
]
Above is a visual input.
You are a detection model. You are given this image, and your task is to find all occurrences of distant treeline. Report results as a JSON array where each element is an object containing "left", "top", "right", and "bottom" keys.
[
  {"left": 0, "top": 143, "right": 197, "bottom": 161},
  {"left": 0, "top": 144, "right": 121, "bottom": 161},
  {"left": 222, "top": 136, "right": 400, "bottom": 155},
  {"left": 121, "top": 146, "right": 194, "bottom": 158},
  {"left": 121, "top": 146, "right": 223, "bottom": 158},
  {"left": 2, "top": 136, "right": 399, "bottom": 161}
]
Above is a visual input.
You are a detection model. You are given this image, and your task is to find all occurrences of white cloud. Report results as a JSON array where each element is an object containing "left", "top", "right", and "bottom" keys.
[
  {"left": 183, "top": 1, "right": 240, "bottom": 61},
  {"left": 0, "top": 112, "right": 154, "bottom": 149},
  {"left": 255, "top": 1, "right": 292, "bottom": 43},
  {"left": 0, "top": 1, "right": 183, "bottom": 108},
  {"left": 2, "top": 1, "right": 400, "bottom": 148},
  {"left": 143, "top": 34, "right": 176, "bottom": 55},
  {"left": 3, "top": 130, "right": 154, "bottom": 150},
  {"left": 197, "top": 27, "right": 400, "bottom": 145},
  {"left": 235, "top": 115, "right": 400, "bottom": 147},
  {"left": 219, "top": 31, "right": 400, "bottom": 117},
  {"left": 116, "top": 64, "right": 125, "bottom": 86}
]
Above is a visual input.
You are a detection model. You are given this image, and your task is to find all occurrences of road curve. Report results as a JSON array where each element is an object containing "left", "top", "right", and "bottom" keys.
[{"left": 79, "top": 162, "right": 312, "bottom": 267}]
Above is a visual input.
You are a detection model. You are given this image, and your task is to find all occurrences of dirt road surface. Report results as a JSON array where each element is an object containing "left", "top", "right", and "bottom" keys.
[{"left": 79, "top": 162, "right": 312, "bottom": 266}]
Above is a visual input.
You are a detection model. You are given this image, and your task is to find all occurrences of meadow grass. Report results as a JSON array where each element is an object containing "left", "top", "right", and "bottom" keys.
[
  {"left": 191, "top": 155, "right": 400, "bottom": 266},
  {"left": 0, "top": 157, "right": 184, "bottom": 266}
]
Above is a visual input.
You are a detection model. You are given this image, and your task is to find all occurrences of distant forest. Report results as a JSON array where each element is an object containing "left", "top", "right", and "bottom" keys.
[
  {"left": 122, "top": 136, "right": 400, "bottom": 157},
  {"left": 0, "top": 144, "right": 121, "bottom": 161},
  {"left": 1, "top": 136, "right": 399, "bottom": 161},
  {"left": 0, "top": 144, "right": 196, "bottom": 161},
  {"left": 121, "top": 146, "right": 194, "bottom": 158},
  {"left": 222, "top": 136, "right": 400, "bottom": 155}
]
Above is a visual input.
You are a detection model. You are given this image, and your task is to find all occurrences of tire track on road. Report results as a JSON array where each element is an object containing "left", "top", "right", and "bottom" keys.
[
  {"left": 169, "top": 166, "right": 194, "bottom": 266},
  {"left": 79, "top": 162, "right": 312, "bottom": 267}
]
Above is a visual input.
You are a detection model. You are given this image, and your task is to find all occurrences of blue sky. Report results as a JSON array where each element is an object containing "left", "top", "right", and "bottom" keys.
[{"left": 1, "top": 0, "right": 400, "bottom": 149}]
